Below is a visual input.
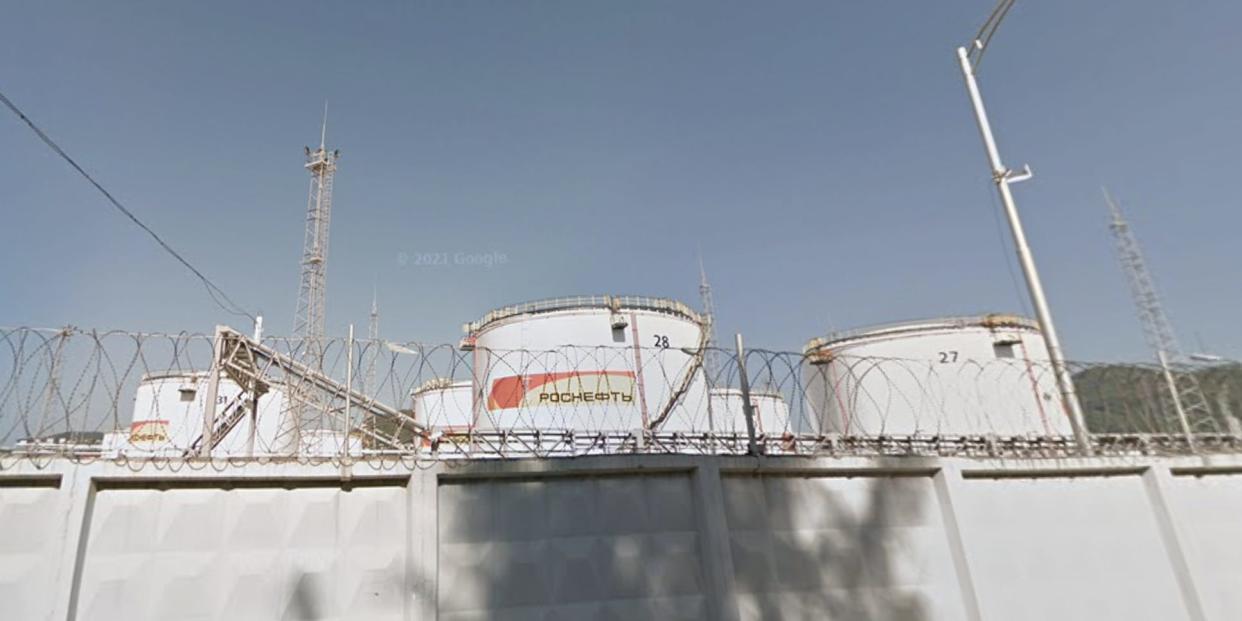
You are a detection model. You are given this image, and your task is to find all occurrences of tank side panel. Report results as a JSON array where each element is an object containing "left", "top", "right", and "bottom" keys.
[
  {"left": 803, "top": 327, "right": 1068, "bottom": 436},
  {"left": 127, "top": 378, "right": 288, "bottom": 456},
  {"left": 416, "top": 386, "right": 474, "bottom": 431},
  {"left": 474, "top": 311, "right": 708, "bottom": 432},
  {"left": 709, "top": 393, "right": 790, "bottom": 435}
]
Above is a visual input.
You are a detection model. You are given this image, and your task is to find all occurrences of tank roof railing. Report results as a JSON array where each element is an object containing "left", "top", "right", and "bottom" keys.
[
  {"left": 411, "top": 377, "right": 471, "bottom": 395},
  {"left": 803, "top": 313, "right": 1039, "bottom": 354},
  {"left": 465, "top": 295, "right": 703, "bottom": 334}
]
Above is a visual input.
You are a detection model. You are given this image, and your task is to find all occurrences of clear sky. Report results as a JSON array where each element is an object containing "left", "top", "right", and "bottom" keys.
[{"left": 2, "top": 1, "right": 1239, "bottom": 361}]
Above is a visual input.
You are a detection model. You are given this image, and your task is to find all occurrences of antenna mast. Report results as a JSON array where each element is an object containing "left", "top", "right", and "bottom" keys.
[
  {"left": 698, "top": 252, "right": 719, "bottom": 379},
  {"left": 293, "top": 103, "right": 340, "bottom": 368},
  {"left": 1104, "top": 189, "right": 1215, "bottom": 436},
  {"left": 366, "top": 285, "right": 379, "bottom": 393},
  {"left": 956, "top": 0, "right": 1092, "bottom": 453}
]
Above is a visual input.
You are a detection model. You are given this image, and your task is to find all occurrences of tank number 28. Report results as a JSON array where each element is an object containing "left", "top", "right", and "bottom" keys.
[
  {"left": 652, "top": 335, "right": 671, "bottom": 349},
  {"left": 938, "top": 350, "right": 959, "bottom": 363}
]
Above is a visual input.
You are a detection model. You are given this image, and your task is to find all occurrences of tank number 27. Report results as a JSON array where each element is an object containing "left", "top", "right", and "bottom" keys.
[
  {"left": 652, "top": 335, "right": 670, "bottom": 349},
  {"left": 938, "top": 350, "right": 959, "bottom": 363}
]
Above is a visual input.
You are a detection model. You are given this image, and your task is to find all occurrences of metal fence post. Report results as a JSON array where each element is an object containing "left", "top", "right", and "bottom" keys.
[
  {"left": 735, "top": 333, "right": 760, "bottom": 455},
  {"left": 199, "top": 325, "right": 226, "bottom": 457}
]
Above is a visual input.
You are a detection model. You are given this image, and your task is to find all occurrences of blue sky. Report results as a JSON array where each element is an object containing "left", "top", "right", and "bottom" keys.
[{"left": 2, "top": 1, "right": 1239, "bottom": 360}]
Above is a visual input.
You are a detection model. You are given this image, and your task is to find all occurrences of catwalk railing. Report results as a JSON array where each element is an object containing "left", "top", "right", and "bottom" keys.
[{"left": 2, "top": 325, "right": 1241, "bottom": 462}]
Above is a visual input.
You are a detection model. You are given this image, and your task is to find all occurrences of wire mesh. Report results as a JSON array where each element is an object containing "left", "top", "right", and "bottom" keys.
[{"left": 3, "top": 326, "right": 1240, "bottom": 463}]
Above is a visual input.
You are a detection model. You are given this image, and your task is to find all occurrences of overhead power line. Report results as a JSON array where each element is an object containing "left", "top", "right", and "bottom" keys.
[{"left": 0, "top": 87, "right": 254, "bottom": 322}]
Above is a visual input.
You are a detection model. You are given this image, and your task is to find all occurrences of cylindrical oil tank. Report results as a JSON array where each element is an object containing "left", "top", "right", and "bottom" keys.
[
  {"left": 708, "top": 388, "right": 791, "bottom": 435},
  {"left": 126, "top": 372, "right": 288, "bottom": 455},
  {"left": 801, "top": 314, "right": 1070, "bottom": 436},
  {"left": 299, "top": 429, "right": 363, "bottom": 457},
  {"left": 412, "top": 379, "right": 474, "bottom": 432},
  {"left": 464, "top": 295, "right": 711, "bottom": 433}
]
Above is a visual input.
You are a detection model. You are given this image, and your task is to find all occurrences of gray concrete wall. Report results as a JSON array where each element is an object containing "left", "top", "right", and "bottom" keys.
[{"left": 2, "top": 453, "right": 1240, "bottom": 620}]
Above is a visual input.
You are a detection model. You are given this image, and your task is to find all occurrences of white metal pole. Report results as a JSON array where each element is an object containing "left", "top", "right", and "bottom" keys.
[
  {"left": 1157, "top": 349, "right": 1196, "bottom": 449},
  {"left": 956, "top": 45, "right": 1092, "bottom": 454},
  {"left": 199, "top": 326, "right": 226, "bottom": 457},
  {"left": 735, "top": 333, "right": 760, "bottom": 456},
  {"left": 344, "top": 323, "right": 354, "bottom": 457}
]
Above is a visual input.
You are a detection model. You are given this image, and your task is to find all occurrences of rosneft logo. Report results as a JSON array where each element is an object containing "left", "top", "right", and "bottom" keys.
[
  {"left": 489, "top": 371, "right": 636, "bottom": 411},
  {"left": 130, "top": 420, "right": 170, "bottom": 444}
]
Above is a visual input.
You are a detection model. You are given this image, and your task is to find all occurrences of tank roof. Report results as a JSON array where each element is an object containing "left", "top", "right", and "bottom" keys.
[
  {"left": 464, "top": 295, "right": 702, "bottom": 334},
  {"left": 139, "top": 371, "right": 211, "bottom": 383},
  {"left": 803, "top": 313, "right": 1038, "bottom": 354},
  {"left": 411, "top": 378, "right": 472, "bottom": 395}
]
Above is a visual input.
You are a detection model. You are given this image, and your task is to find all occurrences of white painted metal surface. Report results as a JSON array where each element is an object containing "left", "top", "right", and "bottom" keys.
[
  {"left": 467, "top": 296, "right": 710, "bottom": 433},
  {"left": 708, "top": 388, "right": 790, "bottom": 435},
  {"left": 956, "top": 24, "right": 1090, "bottom": 451},
  {"left": 802, "top": 315, "right": 1072, "bottom": 436},
  {"left": 298, "top": 429, "right": 363, "bottom": 457},
  {"left": 124, "top": 372, "right": 287, "bottom": 456},
  {"left": 411, "top": 379, "right": 474, "bottom": 431}
]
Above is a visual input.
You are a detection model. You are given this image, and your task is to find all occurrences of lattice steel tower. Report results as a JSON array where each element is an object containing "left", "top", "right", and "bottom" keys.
[
  {"left": 1104, "top": 188, "right": 1215, "bottom": 432},
  {"left": 293, "top": 108, "right": 340, "bottom": 367},
  {"left": 698, "top": 253, "right": 719, "bottom": 379},
  {"left": 365, "top": 286, "right": 379, "bottom": 393}
]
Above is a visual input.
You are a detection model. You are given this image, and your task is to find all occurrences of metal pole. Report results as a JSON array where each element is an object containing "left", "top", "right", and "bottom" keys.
[
  {"left": 199, "top": 326, "right": 226, "bottom": 457},
  {"left": 735, "top": 333, "right": 760, "bottom": 456},
  {"left": 956, "top": 45, "right": 1092, "bottom": 455},
  {"left": 1157, "top": 350, "right": 1196, "bottom": 450},
  {"left": 246, "top": 314, "right": 264, "bottom": 456},
  {"left": 344, "top": 323, "right": 354, "bottom": 457}
]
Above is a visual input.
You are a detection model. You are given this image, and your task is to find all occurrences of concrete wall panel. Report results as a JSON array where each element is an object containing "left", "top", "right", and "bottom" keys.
[
  {"left": 437, "top": 474, "right": 706, "bottom": 620},
  {"left": 1166, "top": 473, "right": 1242, "bottom": 621},
  {"left": 955, "top": 475, "right": 1190, "bottom": 621},
  {"left": 1, "top": 455, "right": 1236, "bottom": 620},
  {"left": 0, "top": 485, "right": 67, "bottom": 621},
  {"left": 74, "top": 485, "right": 406, "bottom": 621},
  {"left": 721, "top": 474, "right": 967, "bottom": 621}
]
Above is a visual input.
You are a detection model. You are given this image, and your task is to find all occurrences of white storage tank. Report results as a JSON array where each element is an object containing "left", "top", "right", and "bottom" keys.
[
  {"left": 708, "top": 388, "right": 791, "bottom": 436},
  {"left": 126, "top": 372, "right": 288, "bottom": 456},
  {"left": 801, "top": 314, "right": 1070, "bottom": 437},
  {"left": 412, "top": 379, "right": 474, "bottom": 432},
  {"left": 299, "top": 429, "right": 364, "bottom": 457},
  {"left": 464, "top": 295, "right": 711, "bottom": 433}
]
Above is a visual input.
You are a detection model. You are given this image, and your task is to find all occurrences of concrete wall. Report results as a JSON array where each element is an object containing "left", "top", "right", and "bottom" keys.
[{"left": 2, "top": 453, "right": 1240, "bottom": 620}]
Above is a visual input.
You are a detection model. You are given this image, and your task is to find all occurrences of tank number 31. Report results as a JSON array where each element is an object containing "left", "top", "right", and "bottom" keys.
[
  {"left": 653, "top": 335, "right": 670, "bottom": 349},
  {"left": 938, "top": 350, "right": 959, "bottom": 363}
]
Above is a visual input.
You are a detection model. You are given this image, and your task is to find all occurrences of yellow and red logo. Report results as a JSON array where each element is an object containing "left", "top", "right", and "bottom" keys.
[
  {"left": 129, "top": 419, "right": 170, "bottom": 444},
  {"left": 489, "top": 371, "right": 636, "bottom": 411}
]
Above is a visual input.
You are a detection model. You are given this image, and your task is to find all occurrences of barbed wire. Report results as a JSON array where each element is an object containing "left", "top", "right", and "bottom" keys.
[{"left": 2, "top": 326, "right": 1240, "bottom": 466}]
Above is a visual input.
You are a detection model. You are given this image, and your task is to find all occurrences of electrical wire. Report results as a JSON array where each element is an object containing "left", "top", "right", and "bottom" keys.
[
  {"left": 0, "top": 87, "right": 255, "bottom": 323},
  {"left": 969, "top": 0, "right": 1017, "bottom": 70},
  {"left": 981, "top": 176, "right": 1032, "bottom": 318}
]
